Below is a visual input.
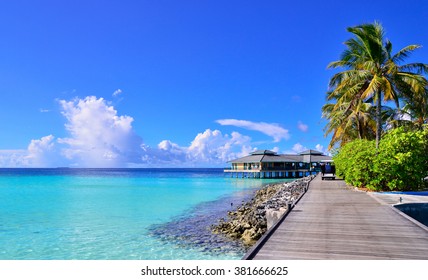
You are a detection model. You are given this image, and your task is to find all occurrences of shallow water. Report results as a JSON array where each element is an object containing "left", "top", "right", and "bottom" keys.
[{"left": 0, "top": 168, "right": 289, "bottom": 259}]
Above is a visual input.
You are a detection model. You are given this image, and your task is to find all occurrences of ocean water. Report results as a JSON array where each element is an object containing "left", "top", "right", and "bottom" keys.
[{"left": 0, "top": 168, "right": 288, "bottom": 260}]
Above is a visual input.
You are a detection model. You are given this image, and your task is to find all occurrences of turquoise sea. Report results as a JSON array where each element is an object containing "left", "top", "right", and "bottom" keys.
[{"left": 0, "top": 168, "right": 288, "bottom": 260}]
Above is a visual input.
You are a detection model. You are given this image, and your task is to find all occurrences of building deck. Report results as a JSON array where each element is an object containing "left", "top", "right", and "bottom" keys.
[
  {"left": 247, "top": 175, "right": 428, "bottom": 259},
  {"left": 224, "top": 169, "right": 318, "bottom": 179}
]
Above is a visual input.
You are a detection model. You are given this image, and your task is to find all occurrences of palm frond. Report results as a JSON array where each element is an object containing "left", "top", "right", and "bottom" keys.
[
  {"left": 391, "top": 45, "right": 421, "bottom": 64},
  {"left": 398, "top": 62, "right": 428, "bottom": 74},
  {"left": 325, "top": 21, "right": 427, "bottom": 147}
]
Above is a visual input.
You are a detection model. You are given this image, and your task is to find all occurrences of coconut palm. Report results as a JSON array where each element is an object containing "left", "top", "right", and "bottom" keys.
[
  {"left": 322, "top": 96, "right": 376, "bottom": 149},
  {"left": 325, "top": 22, "right": 428, "bottom": 149},
  {"left": 401, "top": 86, "right": 428, "bottom": 128}
]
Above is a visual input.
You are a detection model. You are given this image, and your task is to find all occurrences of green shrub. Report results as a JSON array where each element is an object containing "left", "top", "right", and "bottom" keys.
[
  {"left": 333, "top": 126, "right": 428, "bottom": 191},
  {"left": 372, "top": 126, "right": 428, "bottom": 191},
  {"left": 333, "top": 139, "right": 377, "bottom": 189}
]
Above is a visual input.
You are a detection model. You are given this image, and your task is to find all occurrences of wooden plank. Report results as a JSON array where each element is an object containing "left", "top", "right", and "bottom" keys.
[{"left": 250, "top": 175, "right": 428, "bottom": 260}]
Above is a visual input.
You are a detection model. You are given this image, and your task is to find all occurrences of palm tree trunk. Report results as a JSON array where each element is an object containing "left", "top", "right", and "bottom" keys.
[
  {"left": 376, "top": 90, "right": 382, "bottom": 149},
  {"left": 357, "top": 114, "right": 363, "bottom": 139}
]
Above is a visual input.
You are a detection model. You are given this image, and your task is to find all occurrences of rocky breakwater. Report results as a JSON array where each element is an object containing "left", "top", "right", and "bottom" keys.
[{"left": 212, "top": 175, "right": 314, "bottom": 247}]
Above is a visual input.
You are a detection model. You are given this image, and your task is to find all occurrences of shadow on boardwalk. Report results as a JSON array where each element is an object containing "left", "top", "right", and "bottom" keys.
[{"left": 247, "top": 175, "right": 428, "bottom": 260}]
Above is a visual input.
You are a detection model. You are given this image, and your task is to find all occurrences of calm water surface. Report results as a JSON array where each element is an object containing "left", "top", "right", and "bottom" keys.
[{"left": 0, "top": 168, "right": 289, "bottom": 260}]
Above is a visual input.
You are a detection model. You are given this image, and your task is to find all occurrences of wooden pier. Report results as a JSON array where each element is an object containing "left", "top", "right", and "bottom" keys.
[{"left": 245, "top": 175, "right": 428, "bottom": 259}]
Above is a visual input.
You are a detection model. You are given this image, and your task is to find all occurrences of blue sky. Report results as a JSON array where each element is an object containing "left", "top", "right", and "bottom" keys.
[{"left": 0, "top": 0, "right": 427, "bottom": 167}]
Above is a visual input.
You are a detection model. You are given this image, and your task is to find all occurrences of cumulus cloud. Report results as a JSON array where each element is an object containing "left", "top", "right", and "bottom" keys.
[
  {"left": 271, "top": 147, "right": 280, "bottom": 153},
  {"left": 0, "top": 150, "right": 28, "bottom": 167},
  {"left": 187, "top": 129, "right": 251, "bottom": 163},
  {"left": 27, "top": 135, "right": 58, "bottom": 166},
  {"left": 141, "top": 129, "right": 252, "bottom": 166},
  {"left": 297, "top": 121, "right": 308, "bottom": 132},
  {"left": 54, "top": 96, "right": 255, "bottom": 167},
  {"left": 57, "top": 96, "right": 143, "bottom": 167},
  {"left": 151, "top": 140, "right": 187, "bottom": 164},
  {"left": 315, "top": 144, "right": 331, "bottom": 155},
  {"left": 0, "top": 135, "right": 58, "bottom": 167},
  {"left": 28, "top": 135, "right": 55, "bottom": 154},
  {"left": 291, "top": 143, "right": 307, "bottom": 154},
  {"left": 216, "top": 119, "right": 290, "bottom": 142},
  {"left": 282, "top": 143, "right": 330, "bottom": 155},
  {"left": 1, "top": 97, "right": 145, "bottom": 167},
  {"left": 315, "top": 144, "right": 324, "bottom": 152},
  {"left": 0, "top": 96, "right": 281, "bottom": 167}
]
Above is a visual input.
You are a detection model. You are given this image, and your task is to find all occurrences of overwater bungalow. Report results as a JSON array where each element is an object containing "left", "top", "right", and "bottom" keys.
[{"left": 224, "top": 149, "right": 332, "bottom": 178}]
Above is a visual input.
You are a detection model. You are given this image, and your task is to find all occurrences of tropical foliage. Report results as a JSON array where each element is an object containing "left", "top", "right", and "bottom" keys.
[
  {"left": 333, "top": 139, "right": 376, "bottom": 188},
  {"left": 323, "top": 21, "right": 428, "bottom": 149},
  {"left": 333, "top": 126, "right": 428, "bottom": 191}
]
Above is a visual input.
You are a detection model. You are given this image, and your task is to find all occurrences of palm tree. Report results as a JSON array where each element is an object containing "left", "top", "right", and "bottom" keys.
[
  {"left": 325, "top": 21, "right": 428, "bottom": 149},
  {"left": 322, "top": 96, "right": 376, "bottom": 149},
  {"left": 400, "top": 86, "right": 428, "bottom": 128}
]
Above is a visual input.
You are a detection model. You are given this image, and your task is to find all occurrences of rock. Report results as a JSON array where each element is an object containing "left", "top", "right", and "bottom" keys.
[
  {"left": 242, "top": 222, "right": 251, "bottom": 229},
  {"left": 266, "top": 207, "right": 288, "bottom": 229},
  {"left": 241, "top": 228, "right": 257, "bottom": 246},
  {"left": 212, "top": 175, "right": 315, "bottom": 246}
]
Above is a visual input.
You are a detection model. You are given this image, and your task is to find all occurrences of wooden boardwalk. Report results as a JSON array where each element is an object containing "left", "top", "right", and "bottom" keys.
[{"left": 248, "top": 175, "right": 428, "bottom": 259}]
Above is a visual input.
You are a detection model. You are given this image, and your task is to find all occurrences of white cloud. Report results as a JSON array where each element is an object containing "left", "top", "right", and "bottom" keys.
[
  {"left": 216, "top": 119, "right": 290, "bottom": 142},
  {"left": 55, "top": 97, "right": 255, "bottom": 167},
  {"left": 28, "top": 135, "right": 55, "bottom": 154},
  {"left": 155, "top": 140, "right": 187, "bottom": 163},
  {"left": 0, "top": 135, "right": 58, "bottom": 167},
  {"left": 315, "top": 144, "right": 331, "bottom": 156},
  {"left": 0, "top": 150, "right": 28, "bottom": 167},
  {"left": 141, "top": 129, "right": 252, "bottom": 166},
  {"left": 57, "top": 96, "right": 143, "bottom": 167},
  {"left": 283, "top": 143, "right": 330, "bottom": 156},
  {"left": 297, "top": 121, "right": 308, "bottom": 132},
  {"left": 188, "top": 129, "right": 251, "bottom": 163},
  {"left": 315, "top": 144, "right": 324, "bottom": 153},
  {"left": 291, "top": 143, "right": 307, "bottom": 154},
  {"left": 271, "top": 147, "right": 280, "bottom": 153},
  {"left": 112, "top": 89, "right": 123, "bottom": 97},
  {"left": 0, "top": 97, "right": 283, "bottom": 167},
  {"left": 27, "top": 135, "right": 58, "bottom": 166},
  {"left": 0, "top": 97, "right": 145, "bottom": 168}
]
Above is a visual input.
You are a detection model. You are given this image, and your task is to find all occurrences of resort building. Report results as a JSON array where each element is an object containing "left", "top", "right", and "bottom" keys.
[{"left": 224, "top": 149, "right": 332, "bottom": 178}]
